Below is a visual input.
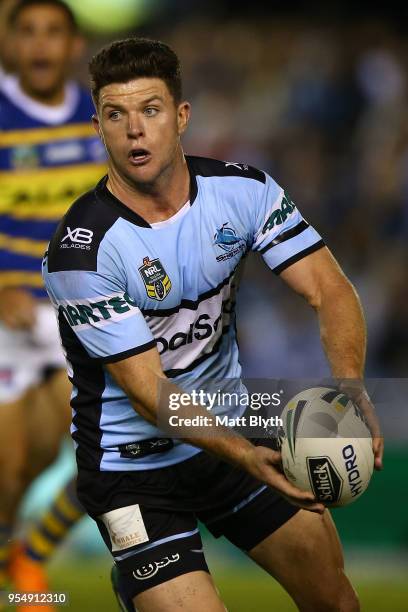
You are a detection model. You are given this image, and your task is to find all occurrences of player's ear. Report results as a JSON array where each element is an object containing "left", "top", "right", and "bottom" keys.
[
  {"left": 177, "top": 101, "right": 191, "bottom": 135},
  {"left": 92, "top": 113, "right": 104, "bottom": 143},
  {"left": 71, "top": 34, "right": 85, "bottom": 62}
]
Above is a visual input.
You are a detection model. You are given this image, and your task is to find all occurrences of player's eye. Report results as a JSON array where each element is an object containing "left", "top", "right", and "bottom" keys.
[
  {"left": 47, "top": 25, "right": 65, "bottom": 36},
  {"left": 144, "top": 107, "right": 158, "bottom": 117},
  {"left": 108, "top": 111, "right": 121, "bottom": 120},
  {"left": 19, "top": 25, "right": 35, "bottom": 36}
]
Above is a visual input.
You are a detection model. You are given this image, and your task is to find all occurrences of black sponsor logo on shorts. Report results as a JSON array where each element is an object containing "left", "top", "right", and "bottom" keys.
[{"left": 307, "top": 456, "right": 343, "bottom": 503}]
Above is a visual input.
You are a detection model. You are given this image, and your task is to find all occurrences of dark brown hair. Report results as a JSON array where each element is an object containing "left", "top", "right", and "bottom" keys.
[
  {"left": 9, "top": 0, "right": 77, "bottom": 31},
  {"left": 89, "top": 38, "right": 182, "bottom": 107}
]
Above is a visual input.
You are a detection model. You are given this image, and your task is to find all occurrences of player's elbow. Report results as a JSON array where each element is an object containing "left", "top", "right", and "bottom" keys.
[{"left": 308, "top": 273, "right": 358, "bottom": 313}]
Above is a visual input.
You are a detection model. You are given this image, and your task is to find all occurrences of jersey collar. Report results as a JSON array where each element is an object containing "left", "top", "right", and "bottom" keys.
[{"left": 96, "top": 159, "right": 198, "bottom": 228}]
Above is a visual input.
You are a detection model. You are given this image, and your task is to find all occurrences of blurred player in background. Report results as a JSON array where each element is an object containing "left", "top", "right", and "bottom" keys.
[
  {"left": 0, "top": 0, "right": 17, "bottom": 77},
  {"left": 0, "top": 0, "right": 106, "bottom": 607}
]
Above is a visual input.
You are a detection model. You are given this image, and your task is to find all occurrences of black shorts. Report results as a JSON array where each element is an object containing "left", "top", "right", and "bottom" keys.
[{"left": 77, "top": 440, "right": 299, "bottom": 600}]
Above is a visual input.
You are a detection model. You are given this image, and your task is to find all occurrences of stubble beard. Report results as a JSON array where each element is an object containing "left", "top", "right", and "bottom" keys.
[
  {"left": 20, "top": 71, "right": 66, "bottom": 105},
  {"left": 113, "top": 142, "right": 181, "bottom": 196}
]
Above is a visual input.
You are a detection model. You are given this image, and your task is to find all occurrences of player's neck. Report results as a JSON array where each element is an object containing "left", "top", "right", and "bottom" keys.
[
  {"left": 107, "top": 152, "right": 190, "bottom": 224},
  {"left": 18, "top": 78, "right": 66, "bottom": 107}
]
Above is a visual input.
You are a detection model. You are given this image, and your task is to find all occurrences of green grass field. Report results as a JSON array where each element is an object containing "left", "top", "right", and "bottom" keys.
[{"left": 4, "top": 557, "right": 407, "bottom": 612}]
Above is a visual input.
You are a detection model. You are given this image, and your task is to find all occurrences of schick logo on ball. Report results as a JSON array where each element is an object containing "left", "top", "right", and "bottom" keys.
[{"left": 307, "top": 457, "right": 343, "bottom": 503}]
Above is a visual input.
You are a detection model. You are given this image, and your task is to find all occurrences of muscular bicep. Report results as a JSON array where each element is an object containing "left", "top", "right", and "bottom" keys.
[
  {"left": 106, "top": 345, "right": 166, "bottom": 424},
  {"left": 279, "top": 246, "right": 352, "bottom": 308}
]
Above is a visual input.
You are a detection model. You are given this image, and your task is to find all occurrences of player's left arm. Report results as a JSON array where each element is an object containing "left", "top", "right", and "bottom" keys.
[{"left": 279, "top": 245, "right": 383, "bottom": 470}]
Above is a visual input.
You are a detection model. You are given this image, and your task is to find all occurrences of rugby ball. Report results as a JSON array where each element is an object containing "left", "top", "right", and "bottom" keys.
[{"left": 280, "top": 387, "right": 374, "bottom": 507}]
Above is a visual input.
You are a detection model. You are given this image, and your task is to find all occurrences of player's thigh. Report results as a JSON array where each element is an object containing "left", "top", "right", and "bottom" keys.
[
  {"left": 40, "top": 368, "right": 72, "bottom": 430},
  {"left": 85, "top": 467, "right": 227, "bottom": 612},
  {"left": 0, "top": 396, "right": 28, "bottom": 509},
  {"left": 134, "top": 571, "right": 225, "bottom": 612},
  {"left": 24, "top": 370, "right": 71, "bottom": 474},
  {"left": 248, "top": 509, "right": 359, "bottom": 612},
  {"left": 0, "top": 396, "right": 27, "bottom": 467}
]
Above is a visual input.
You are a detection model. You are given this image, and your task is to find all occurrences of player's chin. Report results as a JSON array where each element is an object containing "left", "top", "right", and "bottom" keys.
[
  {"left": 28, "top": 79, "right": 62, "bottom": 98},
  {"left": 126, "top": 160, "right": 159, "bottom": 184}
]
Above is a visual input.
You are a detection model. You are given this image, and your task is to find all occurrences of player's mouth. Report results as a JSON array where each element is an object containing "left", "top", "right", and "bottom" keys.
[
  {"left": 29, "top": 59, "right": 54, "bottom": 74},
  {"left": 128, "top": 148, "right": 151, "bottom": 166}
]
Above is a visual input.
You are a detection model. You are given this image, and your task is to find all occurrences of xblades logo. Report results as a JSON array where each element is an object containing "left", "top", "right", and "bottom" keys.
[
  {"left": 60, "top": 227, "right": 93, "bottom": 250},
  {"left": 224, "top": 161, "right": 248, "bottom": 170}
]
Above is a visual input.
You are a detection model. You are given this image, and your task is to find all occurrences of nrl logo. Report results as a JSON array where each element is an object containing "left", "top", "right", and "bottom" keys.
[{"left": 138, "top": 256, "right": 172, "bottom": 301}]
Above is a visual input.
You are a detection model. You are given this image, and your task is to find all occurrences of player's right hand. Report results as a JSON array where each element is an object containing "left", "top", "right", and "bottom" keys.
[
  {"left": 0, "top": 287, "right": 37, "bottom": 330},
  {"left": 240, "top": 445, "right": 325, "bottom": 514}
]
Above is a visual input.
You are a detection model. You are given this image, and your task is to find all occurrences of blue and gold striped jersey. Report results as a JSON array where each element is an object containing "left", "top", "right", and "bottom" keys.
[{"left": 0, "top": 76, "right": 106, "bottom": 298}]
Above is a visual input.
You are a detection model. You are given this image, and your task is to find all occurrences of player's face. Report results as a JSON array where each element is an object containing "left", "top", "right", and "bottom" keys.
[
  {"left": 95, "top": 78, "right": 190, "bottom": 188},
  {"left": 13, "top": 5, "right": 79, "bottom": 100}
]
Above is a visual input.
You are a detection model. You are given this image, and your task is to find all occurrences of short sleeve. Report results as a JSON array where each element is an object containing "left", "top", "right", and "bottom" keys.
[
  {"left": 44, "top": 265, "right": 155, "bottom": 363},
  {"left": 251, "top": 173, "right": 325, "bottom": 274}
]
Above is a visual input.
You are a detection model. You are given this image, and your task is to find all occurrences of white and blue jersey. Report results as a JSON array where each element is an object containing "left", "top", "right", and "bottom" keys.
[{"left": 43, "top": 156, "right": 324, "bottom": 472}]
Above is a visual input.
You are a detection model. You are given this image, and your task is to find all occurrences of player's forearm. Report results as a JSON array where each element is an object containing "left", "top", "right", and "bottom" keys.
[
  {"left": 147, "top": 378, "right": 256, "bottom": 466},
  {"left": 107, "top": 359, "right": 255, "bottom": 468},
  {"left": 316, "top": 278, "right": 366, "bottom": 379}
]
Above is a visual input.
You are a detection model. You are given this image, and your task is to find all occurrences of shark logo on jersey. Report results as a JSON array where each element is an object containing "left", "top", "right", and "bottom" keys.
[
  {"left": 214, "top": 223, "right": 246, "bottom": 262},
  {"left": 138, "top": 256, "right": 172, "bottom": 301}
]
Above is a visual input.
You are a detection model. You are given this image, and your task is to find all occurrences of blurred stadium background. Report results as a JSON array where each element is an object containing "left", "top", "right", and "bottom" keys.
[{"left": 3, "top": 0, "right": 408, "bottom": 609}]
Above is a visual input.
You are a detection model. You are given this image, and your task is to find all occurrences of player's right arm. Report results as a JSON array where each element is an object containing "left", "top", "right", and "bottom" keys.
[
  {"left": 0, "top": 286, "right": 37, "bottom": 329},
  {"left": 106, "top": 348, "right": 324, "bottom": 514}
]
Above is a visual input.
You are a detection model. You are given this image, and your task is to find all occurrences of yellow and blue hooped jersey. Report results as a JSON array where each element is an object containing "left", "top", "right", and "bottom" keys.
[{"left": 0, "top": 77, "right": 106, "bottom": 298}]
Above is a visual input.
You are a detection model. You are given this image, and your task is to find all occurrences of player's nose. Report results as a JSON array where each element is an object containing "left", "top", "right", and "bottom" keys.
[{"left": 127, "top": 112, "right": 145, "bottom": 138}]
